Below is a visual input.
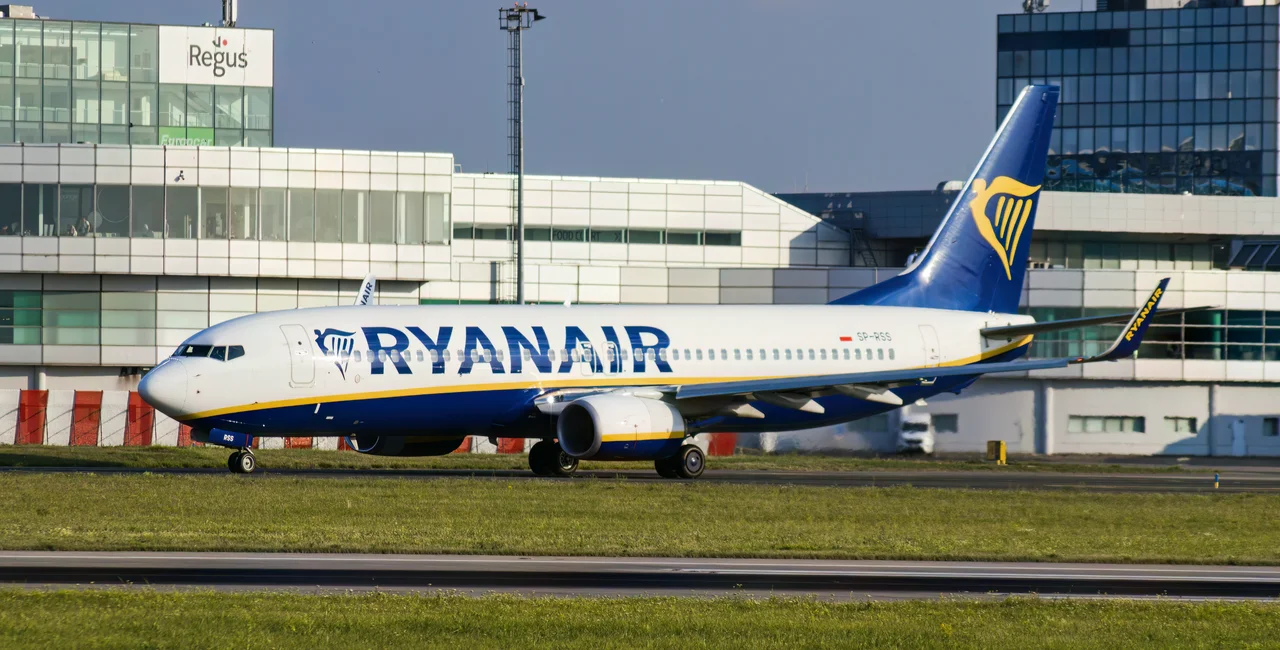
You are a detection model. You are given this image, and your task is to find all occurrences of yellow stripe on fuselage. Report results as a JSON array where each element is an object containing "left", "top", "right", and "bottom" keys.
[{"left": 180, "top": 336, "right": 1033, "bottom": 421}]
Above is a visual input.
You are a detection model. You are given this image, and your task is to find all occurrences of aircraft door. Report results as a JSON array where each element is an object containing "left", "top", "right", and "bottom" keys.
[
  {"left": 577, "top": 342, "right": 596, "bottom": 378},
  {"left": 280, "top": 324, "right": 316, "bottom": 387},
  {"left": 604, "top": 341, "right": 619, "bottom": 376},
  {"left": 918, "top": 325, "right": 941, "bottom": 366}
]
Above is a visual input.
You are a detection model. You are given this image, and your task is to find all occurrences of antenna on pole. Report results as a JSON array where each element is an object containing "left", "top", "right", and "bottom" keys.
[
  {"left": 222, "top": 0, "right": 238, "bottom": 26},
  {"left": 1022, "top": 0, "right": 1049, "bottom": 12},
  {"left": 499, "top": 4, "right": 546, "bottom": 306}
]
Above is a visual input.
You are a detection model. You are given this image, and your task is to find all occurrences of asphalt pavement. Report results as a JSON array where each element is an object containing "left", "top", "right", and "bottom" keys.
[
  {"left": 0, "top": 464, "right": 1271, "bottom": 492},
  {"left": 2, "top": 552, "right": 1277, "bottom": 600}
]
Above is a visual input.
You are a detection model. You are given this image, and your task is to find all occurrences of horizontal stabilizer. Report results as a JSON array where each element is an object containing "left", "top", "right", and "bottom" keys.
[{"left": 982, "top": 305, "right": 1213, "bottom": 339}]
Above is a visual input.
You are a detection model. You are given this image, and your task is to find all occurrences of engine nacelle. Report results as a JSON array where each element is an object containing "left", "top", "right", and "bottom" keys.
[
  {"left": 557, "top": 395, "right": 686, "bottom": 461},
  {"left": 348, "top": 435, "right": 467, "bottom": 457}
]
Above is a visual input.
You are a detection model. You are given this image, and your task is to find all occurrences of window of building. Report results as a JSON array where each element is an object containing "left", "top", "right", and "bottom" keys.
[
  {"left": 13, "top": 21, "right": 40, "bottom": 78},
  {"left": 41, "top": 22, "right": 73, "bottom": 78},
  {"left": 260, "top": 188, "right": 286, "bottom": 242},
  {"left": 43, "top": 290, "right": 99, "bottom": 345},
  {"left": 1068, "top": 416, "right": 1146, "bottom": 434},
  {"left": 368, "top": 190, "right": 395, "bottom": 244},
  {"left": 627, "top": 229, "right": 663, "bottom": 245},
  {"left": 0, "top": 288, "right": 41, "bottom": 344},
  {"left": 667, "top": 231, "right": 701, "bottom": 246},
  {"left": 341, "top": 190, "right": 366, "bottom": 243},
  {"left": 159, "top": 83, "right": 185, "bottom": 127},
  {"left": 130, "top": 185, "right": 163, "bottom": 237},
  {"left": 57, "top": 184, "right": 92, "bottom": 236},
  {"left": 186, "top": 85, "right": 212, "bottom": 128},
  {"left": 1265, "top": 418, "right": 1279, "bottom": 437},
  {"left": 129, "top": 24, "right": 156, "bottom": 82},
  {"left": 100, "top": 81, "right": 126, "bottom": 125},
  {"left": 933, "top": 414, "right": 959, "bottom": 434},
  {"left": 13, "top": 78, "right": 38, "bottom": 122},
  {"left": 43, "top": 79, "right": 70, "bottom": 123},
  {"left": 229, "top": 187, "right": 257, "bottom": 240},
  {"left": 0, "top": 22, "right": 14, "bottom": 78},
  {"left": 96, "top": 184, "right": 129, "bottom": 237},
  {"left": 245, "top": 87, "right": 271, "bottom": 131},
  {"left": 396, "top": 192, "right": 425, "bottom": 245},
  {"left": 130, "top": 82, "right": 155, "bottom": 127},
  {"left": 426, "top": 193, "right": 449, "bottom": 244},
  {"left": 589, "top": 228, "right": 625, "bottom": 243},
  {"left": 288, "top": 189, "right": 314, "bottom": 242},
  {"left": 214, "top": 86, "right": 242, "bottom": 129},
  {"left": 199, "top": 187, "right": 228, "bottom": 239},
  {"left": 313, "top": 189, "right": 341, "bottom": 243},
  {"left": 1165, "top": 416, "right": 1198, "bottom": 434},
  {"left": 72, "top": 80, "right": 98, "bottom": 125},
  {"left": 164, "top": 186, "right": 198, "bottom": 239},
  {"left": 704, "top": 231, "right": 741, "bottom": 246},
  {"left": 100, "top": 24, "right": 128, "bottom": 82}
]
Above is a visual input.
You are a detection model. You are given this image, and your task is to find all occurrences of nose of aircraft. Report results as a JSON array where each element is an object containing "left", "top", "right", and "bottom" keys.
[{"left": 139, "top": 359, "right": 189, "bottom": 418}]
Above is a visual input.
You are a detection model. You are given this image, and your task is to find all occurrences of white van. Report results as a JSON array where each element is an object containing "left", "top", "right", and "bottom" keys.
[{"left": 896, "top": 412, "right": 936, "bottom": 455}]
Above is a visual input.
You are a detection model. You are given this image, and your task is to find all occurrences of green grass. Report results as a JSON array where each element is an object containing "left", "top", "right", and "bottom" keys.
[
  {"left": 0, "top": 445, "right": 1200, "bottom": 474},
  {"left": 2, "top": 474, "right": 1278, "bottom": 563},
  {"left": 0, "top": 591, "right": 1277, "bottom": 649}
]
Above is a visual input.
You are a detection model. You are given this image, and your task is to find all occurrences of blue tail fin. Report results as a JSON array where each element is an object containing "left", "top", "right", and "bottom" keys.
[{"left": 834, "top": 85, "right": 1059, "bottom": 313}]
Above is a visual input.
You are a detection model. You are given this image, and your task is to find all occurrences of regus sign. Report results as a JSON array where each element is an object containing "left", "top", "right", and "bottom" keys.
[{"left": 159, "top": 26, "right": 273, "bottom": 87}]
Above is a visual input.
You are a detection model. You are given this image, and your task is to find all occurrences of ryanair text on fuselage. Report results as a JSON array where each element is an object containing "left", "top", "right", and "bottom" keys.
[{"left": 314, "top": 325, "right": 675, "bottom": 378}]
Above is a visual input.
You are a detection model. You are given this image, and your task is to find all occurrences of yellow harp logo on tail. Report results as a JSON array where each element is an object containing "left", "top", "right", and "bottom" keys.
[{"left": 969, "top": 176, "right": 1041, "bottom": 280}]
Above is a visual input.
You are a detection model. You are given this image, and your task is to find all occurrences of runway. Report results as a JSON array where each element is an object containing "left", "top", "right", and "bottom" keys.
[
  {"left": 2, "top": 552, "right": 1278, "bottom": 599},
  {"left": 0, "top": 465, "right": 1272, "bottom": 492}
]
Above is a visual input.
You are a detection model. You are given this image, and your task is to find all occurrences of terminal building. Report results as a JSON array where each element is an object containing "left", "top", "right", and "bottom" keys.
[{"left": 1, "top": 2, "right": 1279, "bottom": 456}]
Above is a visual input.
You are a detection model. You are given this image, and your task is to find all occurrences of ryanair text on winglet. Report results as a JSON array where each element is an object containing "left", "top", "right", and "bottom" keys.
[{"left": 1125, "top": 287, "right": 1163, "bottom": 341}]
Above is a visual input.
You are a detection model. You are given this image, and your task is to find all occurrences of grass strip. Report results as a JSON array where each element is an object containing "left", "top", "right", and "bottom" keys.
[
  {"left": 1, "top": 474, "right": 1277, "bottom": 563},
  {"left": 0, "top": 445, "right": 1198, "bottom": 474},
  {"left": 0, "top": 591, "right": 1277, "bottom": 649}
]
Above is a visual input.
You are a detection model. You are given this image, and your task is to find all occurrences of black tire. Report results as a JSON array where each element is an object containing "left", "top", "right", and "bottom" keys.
[
  {"left": 674, "top": 444, "right": 705, "bottom": 479},
  {"left": 654, "top": 455, "right": 679, "bottom": 479},
  {"left": 529, "top": 440, "right": 554, "bottom": 476},
  {"left": 227, "top": 451, "right": 241, "bottom": 473},
  {"left": 550, "top": 447, "right": 579, "bottom": 477},
  {"left": 236, "top": 451, "right": 257, "bottom": 474}
]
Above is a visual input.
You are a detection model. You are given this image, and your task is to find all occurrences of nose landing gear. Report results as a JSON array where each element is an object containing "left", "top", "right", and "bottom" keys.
[{"left": 227, "top": 449, "right": 257, "bottom": 474}]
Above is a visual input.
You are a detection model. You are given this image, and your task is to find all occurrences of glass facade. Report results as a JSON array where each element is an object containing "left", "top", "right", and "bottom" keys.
[
  {"left": 996, "top": 5, "right": 1279, "bottom": 196},
  {"left": 0, "top": 182, "right": 449, "bottom": 243},
  {"left": 1026, "top": 307, "right": 1280, "bottom": 362},
  {"left": 0, "top": 19, "right": 271, "bottom": 146}
]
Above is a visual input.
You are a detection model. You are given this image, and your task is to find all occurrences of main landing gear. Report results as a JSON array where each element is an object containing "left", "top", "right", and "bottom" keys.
[
  {"left": 655, "top": 444, "right": 705, "bottom": 480},
  {"left": 529, "top": 440, "right": 579, "bottom": 477},
  {"left": 227, "top": 449, "right": 257, "bottom": 474}
]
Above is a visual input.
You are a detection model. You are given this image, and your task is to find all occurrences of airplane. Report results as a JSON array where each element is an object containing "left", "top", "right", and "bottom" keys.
[{"left": 139, "top": 85, "right": 1205, "bottom": 477}]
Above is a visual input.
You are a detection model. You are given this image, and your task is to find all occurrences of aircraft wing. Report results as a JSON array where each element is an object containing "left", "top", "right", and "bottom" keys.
[{"left": 675, "top": 279, "right": 1172, "bottom": 403}]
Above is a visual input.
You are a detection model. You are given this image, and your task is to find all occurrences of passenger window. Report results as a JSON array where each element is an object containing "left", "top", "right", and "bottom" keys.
[
  {"left": 353, "top": 350, "right": 362, "bottom": 362},
  {"left": 734, "top": 349, "right": 741, "bottom": 361},
  {"left": 866, "top": 348, "right": 872, "bottom": 360},
  {"left": 773, "top": 349, "right": 779, "bottom": 360},
  {"left": 785, "top": 349, "right": 793, "bottom": 361},
  {"left": 496, "top": 349, "right": 505, "bottom": 362},
  {"left": 389, "top": 350, "right": 400, "bottom": 362},
  {"left": 416, "top": 350, "right": 424, "bottom": 362},
  {"left": 228, "top": 345, "right": 245, "bottom": 361},
  {"left": 820, "top": 349, "right": 827, "bottom": 361},
  {"left": 720, "top": 349, "right": 727, "bottom": 360},
  {"left": 696, "top": 349, "right": 703, "bottom": 361},
  {"left": 683, "top": 349, "right": 690, "bottom": 359},
  {"left": 878, "top": 349, "right": 885, "bottom": 360},
  {"left": 889, "top": 349, "right": 896, "bottom": 360},
  {"left": 831, "top": 349, "right": 837, "bottom": 359},
  {"left": 442, "top": 350, "right": 451, "bottom": 362},
  {"left": 378, "top": 350, "right": 388, "bottom": 362},
  {"left": 659, "top": 349, "right": 669, "bottom": 361},
  {"left": 759, "top": 349, "right": 766, "bottom": 359},
  {"left": 808, "top": 349, "right": 815, "bottom": 361},
  {"left": 855, "top": 349, "right": 862, "bottom": 360},
  {"left": 209, "top": 346, "right": 227, "bottom": 361},
  {"left": 430, "top": 350, "right": 440, "bottom": 363},
  {"left": 746, "top": 349, "right": 753, "bottom": 361},
  {"left": 708, "top": 350, "right": 715, "bottom": 361}
]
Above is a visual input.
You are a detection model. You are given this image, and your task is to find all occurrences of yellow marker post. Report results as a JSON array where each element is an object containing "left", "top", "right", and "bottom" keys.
[{"left": 986, "top": 440, "right": 1007, "bottom": 466}]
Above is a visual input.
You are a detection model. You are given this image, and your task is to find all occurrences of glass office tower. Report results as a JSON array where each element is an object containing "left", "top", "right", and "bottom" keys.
[
  {"left": 0, "top": 18, "right": 272, "bottom": 146},
  {"left": 996, "top": 4, "right": 1279, "bottom": 196}
]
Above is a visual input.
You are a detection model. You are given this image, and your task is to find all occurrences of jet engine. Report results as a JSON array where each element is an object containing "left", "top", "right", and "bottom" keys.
[
  {"left": 556, "top": 395, "right": 686, "bottom": 461},
  {"left": 347, "top": 434, "right": 467, "bottom": 457}
]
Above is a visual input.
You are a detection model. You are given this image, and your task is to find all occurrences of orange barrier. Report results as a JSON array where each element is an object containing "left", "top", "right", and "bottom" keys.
[
  {"left": 16, "top": 390, "right": 47, "bottom": 445},
  {"left": 125, "top": 392, "right": 154, "bottom": 446},
  {"left": 707, "top": 433, "right": 737, "bottom": 457},
  {"left": 284, "top": 437, "right": 313, "bottom": 449},
  {"left": 497, "top": 438, "right": 525, "bottom": 454},
  {"left": 70, "top": 391, "right": 103, "bottom": 447}
]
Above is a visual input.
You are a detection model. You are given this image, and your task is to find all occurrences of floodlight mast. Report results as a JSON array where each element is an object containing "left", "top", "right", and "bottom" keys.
[{"left": 499, "top": 4, "right": 546, "bottom": 305}]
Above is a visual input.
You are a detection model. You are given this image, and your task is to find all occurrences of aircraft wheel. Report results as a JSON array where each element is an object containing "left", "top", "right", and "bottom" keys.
[
  {"left": 674, "top": 444, "right": 705, "bottom": 480},
  {"left": 654, "top": 455, "right": 679, "bottom": 479},
  {"left": 231, "top": 451, "right": 257, "bottom": 475},
  {"left": 550, "top": 447, "right": 579, "bottom": 477},
  {"left": 227, "top": 451, "right": 240, "bottom": 473},
  {"left": 529, "top": 440, "right": 554, "bottom": 476}
]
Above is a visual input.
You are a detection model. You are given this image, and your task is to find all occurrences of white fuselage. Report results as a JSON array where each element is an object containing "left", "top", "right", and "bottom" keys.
[{"left": 140, "top": 304, "right": 1033, "bottom": 438}]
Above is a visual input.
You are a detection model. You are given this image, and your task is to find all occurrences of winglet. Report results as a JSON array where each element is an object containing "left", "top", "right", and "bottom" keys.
[
  {"left": 355, "top": 274, "right": 376, "bottom": 306},
  {"left": 1073, "top": 278, "right": 1169, "bottom": 363}
]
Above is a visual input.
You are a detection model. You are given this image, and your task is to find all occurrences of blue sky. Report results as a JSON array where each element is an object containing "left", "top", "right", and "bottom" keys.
[{"left": 44, "top": 0, "right": 1096, "bottom": 192}]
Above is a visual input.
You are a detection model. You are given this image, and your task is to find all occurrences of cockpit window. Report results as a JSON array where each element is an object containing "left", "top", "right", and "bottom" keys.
[
  {"left": 178, "top": 345, "right": 213, "bottom": 358},
  {"left": 209, "top": 346, "right": 227, "bottom": 361},
  {"left": 228, "top": 345, "right": 245, "bottom": 360}
]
